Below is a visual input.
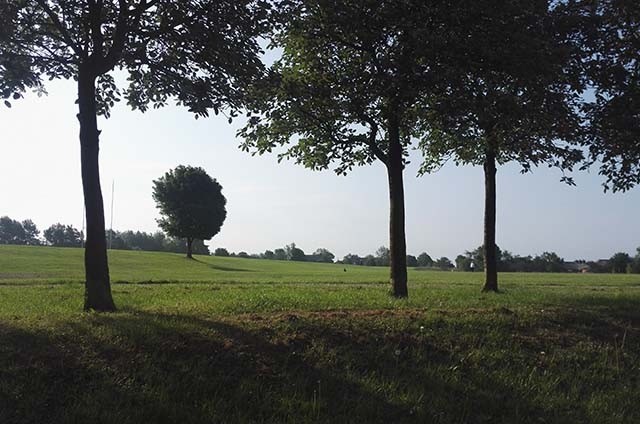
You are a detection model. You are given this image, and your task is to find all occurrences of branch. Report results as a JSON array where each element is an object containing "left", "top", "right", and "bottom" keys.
[
  {"left": 98, "top": 0, "right": 128, "bottom": 74},
  {"left": 35, "top": 0, "right": 85, "bottom": 58},
  {"left": 87, "top": 0, "right": 104, "bottom": 57},
  {"left": 359, "top": 113, "right": 388, "bottom": 166}
]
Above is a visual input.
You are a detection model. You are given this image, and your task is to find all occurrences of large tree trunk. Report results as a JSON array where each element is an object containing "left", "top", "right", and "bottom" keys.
[
  {"left": 78, "top": 68, "right": 116, "bottom": 311},
  {"left": 482, "top": 145, "right": 498, "bottom": 292},
  {"left": 386, "top": 116, "right": 408, "bottom": 298},
  {"left": 186, "top": 237, "right": 194, "bottom": 259}
]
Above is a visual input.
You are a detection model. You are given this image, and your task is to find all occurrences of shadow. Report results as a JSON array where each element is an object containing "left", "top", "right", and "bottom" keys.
[
  {"left": 3, "top": 304, "right": 638, "bottom": 423},
  {"left": 192, "top": 258, "right": 253, "bottom": 273}
]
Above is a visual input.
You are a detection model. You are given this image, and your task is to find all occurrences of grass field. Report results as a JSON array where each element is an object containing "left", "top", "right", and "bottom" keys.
[{"left": 1, "top": 245, "right": 640, "bottom": 423}]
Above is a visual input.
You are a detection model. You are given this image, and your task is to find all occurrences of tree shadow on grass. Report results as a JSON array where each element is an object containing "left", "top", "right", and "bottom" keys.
[
  {"left": 1, "top": 304, "right": 639, "bottom": 423},
  {"left": 192, "top": 257, "right": 253, "bottom": 273}
]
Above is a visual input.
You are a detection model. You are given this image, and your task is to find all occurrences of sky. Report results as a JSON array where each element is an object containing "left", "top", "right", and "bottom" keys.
[{"left": 1, "top": 77, "right": 639, "bottom": 262}]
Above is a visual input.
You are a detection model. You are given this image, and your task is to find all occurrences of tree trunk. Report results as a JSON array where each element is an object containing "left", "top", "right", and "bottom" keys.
[
  {"left": 482, "top": 145, "right": 498, "bottom": 292},
  {"left": 78, "top": 68, "right": 116, "bottom": 311},
  {"left": 386, "top": 115, "right": 408, "bottom": 298},
  {"left": 186, "top": 237, "right": 193, "bottom": 259}
]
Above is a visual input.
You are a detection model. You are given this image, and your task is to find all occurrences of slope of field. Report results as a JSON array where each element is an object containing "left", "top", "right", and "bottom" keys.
[{"left": 1, "top": 245, "right": 639, "bottom": 423}]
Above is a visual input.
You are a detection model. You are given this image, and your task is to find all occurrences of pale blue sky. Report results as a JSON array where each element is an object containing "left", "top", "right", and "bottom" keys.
[{"left": 1, "top": 78, "right": 639, "bottom": 261}]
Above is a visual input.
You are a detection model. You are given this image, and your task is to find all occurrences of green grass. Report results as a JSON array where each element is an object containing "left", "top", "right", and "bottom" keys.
[{"left": 1, "top": 245, "right": 639, "bottom": 423}]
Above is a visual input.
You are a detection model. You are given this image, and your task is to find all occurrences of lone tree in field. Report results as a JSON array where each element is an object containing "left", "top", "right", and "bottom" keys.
[
  {"left": 240, "top": 0, "right": 449, "bottom": 298},
  {"left": 152, "top": 166, "right": 227, "bottom": 259},
  {"left": 419, "top": 0, "right": 584, "bottom": 292},
  {"left": 0, "top": 1, "right": 267, "bottom": 311}
]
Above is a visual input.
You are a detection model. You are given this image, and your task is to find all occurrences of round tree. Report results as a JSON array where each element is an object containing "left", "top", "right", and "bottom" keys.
[{"left": 152, "top": 166, "right": 227, "bottom": 259}]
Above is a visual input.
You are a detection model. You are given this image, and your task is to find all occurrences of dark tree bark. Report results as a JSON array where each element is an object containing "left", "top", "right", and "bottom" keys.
[
  {"left": 386, "top": 115, "right": 408, "bottom": 298},
  {"left": 482, "top": 145, "right": 498, "bottom": 292},
  {"left": 186, "top": 237, "right": 194, "bottom": 259},
  {"left": 78, "top": 67, "right": 116, "bottom": 311}
]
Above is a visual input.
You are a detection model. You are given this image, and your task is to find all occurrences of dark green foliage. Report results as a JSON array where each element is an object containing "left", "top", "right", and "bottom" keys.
[
  {"left": 628, "top": 249, "right": 640, "bottom": 274},
  {"left": 0, "top": 216, "right": 26, "bottom": 245},
  {"left": 273, "top": 248, "right": 287, "bottom": 261},
  {"left": 435, "top": 257, "right": 453, "bottom": 270},
  {"left": 2, "top": 0, "right": 269, "bottom": 117},
  {"left": 363, "top": 255, "right": 377, "bottom": 267},
  {"left": 20, "top": 219, "right": 40, "bottom": 245},
  {"left": 152, "top": 166, "right": 226, "bottom": 258},
  {"left": 285, "top": 243, "right": 306, "bottom": 262},
  {"left": 417, "top": 252, "right": 434, "bottom": 268},
  {"left": 610, "top": 252, "right": 631, "bottom": 274},
  {"left": 308, "top": 248, "right": 335, "bottom": 263},
  {"left": 342, "top": 254, "right": 364, "bottom": 266},
  {"left": 215, "top": 248, "right": 230, "bottom": 257},
  {"left": 43, "top": 223, "right": 82, "bottom": 247},
  {"left": 406, "top": 255, "right": 418, "bottom": 267},
  {"left": 419, "top": 0, "right": 584, "bottom": 175},
  {"left": 455, "top": 254, "right": 472, "bottom": 271},
  {"left": 375, "top": 246, "right": 391, "bottom": 267},
  {"left": 578, "top": 0, "right": 640, "bottom": 191}
]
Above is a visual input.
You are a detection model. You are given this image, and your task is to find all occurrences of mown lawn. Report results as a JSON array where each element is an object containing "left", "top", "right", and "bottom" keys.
[{"left": 1, "top": 245, "right": 639, "bottom": 423}]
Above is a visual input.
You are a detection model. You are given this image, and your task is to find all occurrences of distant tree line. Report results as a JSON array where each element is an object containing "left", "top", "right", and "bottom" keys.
[
  {"left": 453, "top": 246, "right": 640, "bottom": 274},
  {"left": 0, "top": 216, "right": 209, "bottom": 254},
  {"left": 213, "top": 243, "right": 336, "bottom": 263}
]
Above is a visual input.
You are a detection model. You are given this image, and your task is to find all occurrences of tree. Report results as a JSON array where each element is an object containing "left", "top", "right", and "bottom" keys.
[
  {"left": 310, "top": 248, "right": 335, "bottom": 263},
  {"left": 214, "top": 247, "right": 230, "bottom": 257},
  {"left": 455, "top": 255, "right": 472, "bottom": 272},
  {"left": 240, "top": 0, "right": 447, "bottom": 298},
  {"left": 610, "top": 252, "right": 631, "bottom": 274},
  {"left": 1, "top": 1, "right": 267, "bottom": 311},
  {"left": 579, "top": 1, "right": 640, "bottom": 192},
  {"left": 417, "top": 252, "right": 434, "bottom": 268},
  {"left": 375, "top": 246, "right": 391, "bottom": 267},
  {"left": 534, "top": 251, "right": 566, "bottom": 273},
  {"left": 43, "top": 223, "right": 83, "bottom": 247},
  {"left": 285, "top": 243, "right": 306, "bottom": 261},
  {"left": 273, "top": 248, "right": 287, "bottom": 261},
  {"left": 419, "top": 1, "right": 583, "bottom": 292},
  {"left": 0, "top": 216, "right": 26, "bottom": 244},
  {"left": 363, "top": 255, "right": 377, "bottom": 267},
  {"left": 628, "top": 248, "right": 640, "bottom": 274},
  {"left": 435, "top": 257, "right": 453, "bottom": 271},
  {"left": 406, "top": 255, "right": 418, "bottom": 267},
  {"left": 343, "top": 254, "right": 363, "bottom": 265},
  {"left": 262, "top": 249, "right": 275, "bottom": 260},
  {"left": 153, "top": 166, "right": 226, "bottom": 259},
  {"left": 21, "top": 219, "right": 40, "bottom": 245}
]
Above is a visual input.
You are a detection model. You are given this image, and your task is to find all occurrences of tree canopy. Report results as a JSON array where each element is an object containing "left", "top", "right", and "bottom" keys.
[
  {"left": 578, "top": 0, "right": 640, "bottom": 192},
  {"left": 152, "top": 165, "right": 227, "bottom": 259}
]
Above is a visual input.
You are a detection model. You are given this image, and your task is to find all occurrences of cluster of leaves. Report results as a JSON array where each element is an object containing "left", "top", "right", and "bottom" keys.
[
  {"left": 2, "top": 0, "right": 270, "bottom": 118},
  {"left": 214, "top": 243, "right": 336, "bottom": 263},
  {"left": 577, "top": 0, "right": 640, "bottom": 191},
  {"left": 418, "top": 0, "right": 585, "bottom": 182},
  {"left": 240, "top": 0, "right": 446, "bottom": 175},
  {"left": 0, "top": 216, "right": 40, "bottom": 245},
  {"left": 42, "top": 223, "right": 83, "bottom": 247}
]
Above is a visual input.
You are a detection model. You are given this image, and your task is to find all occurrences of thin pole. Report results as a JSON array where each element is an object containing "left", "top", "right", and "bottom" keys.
[{"left": 109, "top": 179, "right": 114, "bottom": 249}]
